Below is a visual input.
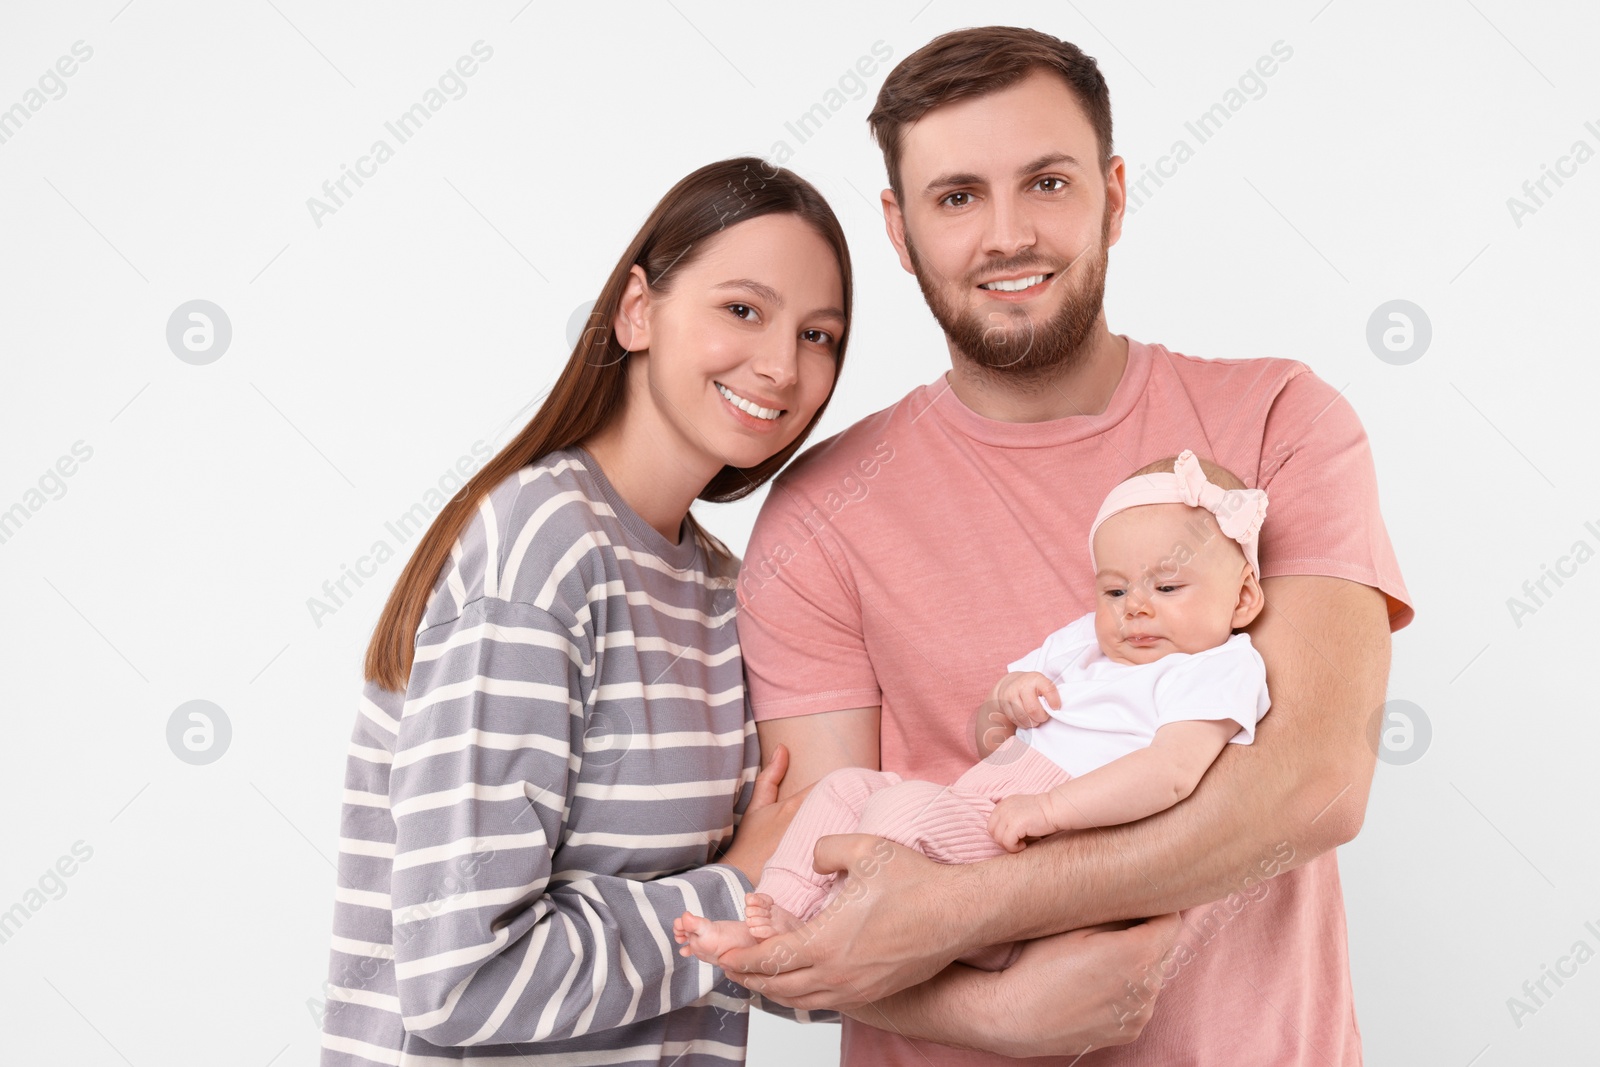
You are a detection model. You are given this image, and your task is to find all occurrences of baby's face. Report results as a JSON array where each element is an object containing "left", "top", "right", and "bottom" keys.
[{"left": 1092, "top": 502, "right": 1257, "bottom": 666}]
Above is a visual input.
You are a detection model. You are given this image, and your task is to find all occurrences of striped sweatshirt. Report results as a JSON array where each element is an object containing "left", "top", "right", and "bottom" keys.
[{"left": 319, "top": 447, "right": 799, "bottom": 1065}]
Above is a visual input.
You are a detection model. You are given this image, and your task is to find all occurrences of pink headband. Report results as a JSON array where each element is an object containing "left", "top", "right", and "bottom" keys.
[{"left": 1088, "top": 449, "right": 1269, "bottom": 580}]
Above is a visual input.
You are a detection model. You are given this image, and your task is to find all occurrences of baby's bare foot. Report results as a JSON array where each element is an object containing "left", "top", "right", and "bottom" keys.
[
  {"left": 674, "top": 910, "right": 758, "bottom": 964},
  {"left": 744, "top": 893, "right": 804, "bottom": 941}
]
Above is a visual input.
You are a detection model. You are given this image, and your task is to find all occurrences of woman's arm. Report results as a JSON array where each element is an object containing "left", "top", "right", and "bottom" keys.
[{"left": 386, "top": 596, "right": 752, "bottom": 1047}]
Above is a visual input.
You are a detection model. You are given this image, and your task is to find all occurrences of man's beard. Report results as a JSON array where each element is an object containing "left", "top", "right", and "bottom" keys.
[{"left": 906, "top": 204, "right": 1111, "bottom": 384}]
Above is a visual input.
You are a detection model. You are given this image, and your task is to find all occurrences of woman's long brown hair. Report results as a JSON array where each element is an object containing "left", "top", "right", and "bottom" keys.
[{"left": 364, "top": 157, "right": 854, "bottom": 692}]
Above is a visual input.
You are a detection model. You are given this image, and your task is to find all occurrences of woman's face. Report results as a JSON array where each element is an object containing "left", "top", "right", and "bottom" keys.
[{"left": 617, "top": 213, "right": 846, "bottom": 474}]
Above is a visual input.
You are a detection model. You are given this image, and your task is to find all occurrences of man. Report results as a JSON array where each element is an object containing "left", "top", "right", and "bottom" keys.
[{"left": 719, "top": 24, "right": 1413, "bottom": 1065}]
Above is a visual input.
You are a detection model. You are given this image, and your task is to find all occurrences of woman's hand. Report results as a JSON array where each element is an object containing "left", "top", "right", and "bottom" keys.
[{"left": 718, "top": 744, "right": 812, "bottom": 886}]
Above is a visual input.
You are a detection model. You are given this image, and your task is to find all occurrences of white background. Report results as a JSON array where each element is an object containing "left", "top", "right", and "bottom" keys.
[{"left": 1, "top": 1, "right": 1596, "bottom": 1064}]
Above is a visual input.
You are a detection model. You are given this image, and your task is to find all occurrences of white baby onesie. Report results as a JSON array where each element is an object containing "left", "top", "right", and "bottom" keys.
[{"left": 1010, "top": 611, "right": 1271, "bottom": 778}]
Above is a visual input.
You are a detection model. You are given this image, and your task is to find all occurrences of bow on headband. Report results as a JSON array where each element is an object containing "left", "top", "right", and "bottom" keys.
[{"left": 1088, "top": 449, "right": 1269, "bottom": 579}]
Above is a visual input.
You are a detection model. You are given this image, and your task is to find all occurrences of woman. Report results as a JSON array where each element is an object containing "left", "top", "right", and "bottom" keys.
[{"left": 318, "top": 157, "right": 852, "bottom": 1065}]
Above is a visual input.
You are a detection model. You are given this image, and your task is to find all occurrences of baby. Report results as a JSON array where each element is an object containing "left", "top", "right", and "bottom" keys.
[{"left": 676, "top": 449, "right": 1272, "bottom": 970}]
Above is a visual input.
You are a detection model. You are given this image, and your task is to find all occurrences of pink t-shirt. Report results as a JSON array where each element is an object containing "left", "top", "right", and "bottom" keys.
[{"left": 737, "top": 337, "right": 1413, "bottom": 1066}]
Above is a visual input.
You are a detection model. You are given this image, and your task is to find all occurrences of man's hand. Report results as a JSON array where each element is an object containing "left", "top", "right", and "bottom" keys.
[
  {"left": 964, "top": 915, "right": 1182, "bottom": 1057},
  {"left": 832, "top": 914, "right": 1184, "bottom": 1057},
  {"left": 988, "top": 792, "right": 1061, "bottom": 853},
  {"left": 717, "top": 834, "right": 965, "bottom": 1010}
]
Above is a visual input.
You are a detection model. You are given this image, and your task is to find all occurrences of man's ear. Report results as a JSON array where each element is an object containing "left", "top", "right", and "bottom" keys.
[
  {"left": 1233, "top": 568, "right": 1266, "bottom": 630},
  {"left": 613, "top": 264, "right": 652, "bottom": 352},
  {"left": 1103, "top": 155, "right": 1128, "bottom": 249},
  {"left": 881, "top": 189, "right": 916, "bottom": 275}
]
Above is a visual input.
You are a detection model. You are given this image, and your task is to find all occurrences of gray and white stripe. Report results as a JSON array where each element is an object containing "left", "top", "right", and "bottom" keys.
[{"left": 319, "top": 448, "right": 818, "bottom": 1066}]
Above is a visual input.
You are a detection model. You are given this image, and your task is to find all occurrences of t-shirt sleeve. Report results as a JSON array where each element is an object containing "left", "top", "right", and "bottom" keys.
[
  {"left": 1153, "top": 638, "right": 1271, "bottom": 745},
  {"left": 1255, "top": 368, "right": 1414, "bottom": 630},
  {"left": 737, "top": 478, "right": 883, "bottom": 720}
]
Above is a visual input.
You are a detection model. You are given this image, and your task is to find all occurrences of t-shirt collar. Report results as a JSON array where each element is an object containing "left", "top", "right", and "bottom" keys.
[
  {"left": 925, "top": 336, "right": 1151, "bottom": 448},
  {"left": 567, "top": 445, "right": 704, "bottom": 569}
]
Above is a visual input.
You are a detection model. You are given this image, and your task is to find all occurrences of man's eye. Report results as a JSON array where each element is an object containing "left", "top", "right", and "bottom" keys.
[
  {"left": 942, "top": 191, "right": 973, "bottom": 208},
  {"left": 1036, "top": 176, "right": 1068, "bottom": 192}
]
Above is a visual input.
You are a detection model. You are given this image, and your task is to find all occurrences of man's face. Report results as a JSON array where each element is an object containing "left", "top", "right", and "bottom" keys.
[{"left": 883, "top": 69, "right": 1125, "bottom": 378}]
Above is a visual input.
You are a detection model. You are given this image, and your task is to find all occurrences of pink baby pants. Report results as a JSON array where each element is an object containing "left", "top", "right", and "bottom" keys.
[{"left": 755, "top": 736, "right": 1071, "bottom": 970}]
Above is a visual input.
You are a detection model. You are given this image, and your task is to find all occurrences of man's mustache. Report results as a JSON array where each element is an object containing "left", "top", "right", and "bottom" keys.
[{"left": 966, "top": 241, "right": 1098, "bottom": 287}]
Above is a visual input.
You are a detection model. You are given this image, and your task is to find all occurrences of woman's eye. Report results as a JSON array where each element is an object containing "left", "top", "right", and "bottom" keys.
[
  {"left": 727, "top": 303, "right": 757, "bottom": 321},
  {"left": 801, "top": 328, "right": 833, "bottom": 345}
]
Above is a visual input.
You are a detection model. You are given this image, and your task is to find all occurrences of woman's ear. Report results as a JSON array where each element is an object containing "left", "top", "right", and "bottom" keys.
[
  {"left": 1233, "top": 567, "right": 1266, "bottom": 630},
  {"left": 613, "top": 264, "right": 653, "bottom": 353}
]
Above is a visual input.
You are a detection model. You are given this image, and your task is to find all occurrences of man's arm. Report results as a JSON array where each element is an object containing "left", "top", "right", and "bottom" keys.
[
  {"left": 980, "top": 575, "right": 1392, "bottom": 930},
  {"left": 757, "top": 705, "right": 881, "bottom": 799},
  {"left": 836, "top": 914, "right": 1181, "bottom": 1056},
  {"left": 732, "top": 707, "right": 1182, "bottom": 1051},
  {"left": 721, "top": 574, "right": 1391, "bottom": 1009}
]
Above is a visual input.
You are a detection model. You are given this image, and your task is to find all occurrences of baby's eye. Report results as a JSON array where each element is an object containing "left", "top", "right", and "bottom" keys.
[
  {"left": 1103, "top": 589, "right": 1125, "bottom": 598},
  {"left": 1156, "top": 584, "right": 1180, "bottom": 593}
]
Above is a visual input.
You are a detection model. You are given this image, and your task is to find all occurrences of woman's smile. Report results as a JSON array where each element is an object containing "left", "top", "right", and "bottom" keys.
[{"left": 715, "top": 380, "right": 787, "bottom": 432}]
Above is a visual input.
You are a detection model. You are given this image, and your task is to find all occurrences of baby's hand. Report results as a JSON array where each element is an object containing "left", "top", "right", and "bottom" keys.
[
  {"left": 992, "top": 671, "right": 1060, "bottom": 729},
  {"left": 988, "top": 793, "right": 1060, "bottom": 853}
]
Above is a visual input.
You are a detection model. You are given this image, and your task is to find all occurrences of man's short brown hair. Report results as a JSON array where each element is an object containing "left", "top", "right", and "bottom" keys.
[{"left": 866, "top": 26, "right": 1114, "bottom": 203}]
